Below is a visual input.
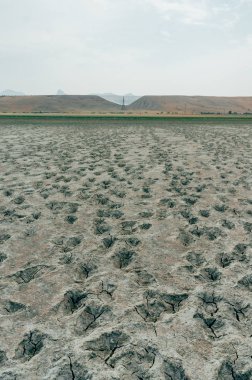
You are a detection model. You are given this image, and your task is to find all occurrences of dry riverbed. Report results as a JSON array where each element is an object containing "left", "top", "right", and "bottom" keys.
[{"left": 0, "top": 118, "right": 252, "bottom": 379}]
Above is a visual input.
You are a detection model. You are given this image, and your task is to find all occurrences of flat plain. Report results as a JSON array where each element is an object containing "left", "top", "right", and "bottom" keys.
[{"left": 0, "top": 116, "right": 252, "bottom": 380}]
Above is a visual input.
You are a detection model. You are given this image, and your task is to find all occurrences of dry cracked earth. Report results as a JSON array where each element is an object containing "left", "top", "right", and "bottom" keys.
[{"left": 0, "top": 119, "right": 252, "bottom": 380}]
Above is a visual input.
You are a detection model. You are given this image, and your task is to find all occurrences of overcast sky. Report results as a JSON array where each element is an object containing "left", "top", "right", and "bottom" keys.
[{"left": 1, "top": 0, "right": 252, "bottom": 96}]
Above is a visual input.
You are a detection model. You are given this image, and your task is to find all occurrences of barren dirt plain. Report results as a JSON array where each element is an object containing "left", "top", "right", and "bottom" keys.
[{"left": 0, "top": 116, "right": 252, "bottom": 380}]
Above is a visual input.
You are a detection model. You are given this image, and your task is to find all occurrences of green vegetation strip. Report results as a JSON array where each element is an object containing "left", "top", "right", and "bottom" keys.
[{"left": 0, "top": 114, "right": 252, "bottom": 123}]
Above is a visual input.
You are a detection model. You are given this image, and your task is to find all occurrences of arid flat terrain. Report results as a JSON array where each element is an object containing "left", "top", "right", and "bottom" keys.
[{"left": 0, "top": 117, "right": 252, "bottom": 379}]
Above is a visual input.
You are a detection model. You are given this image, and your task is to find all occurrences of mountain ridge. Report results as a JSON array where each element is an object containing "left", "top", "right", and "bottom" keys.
[{"left": 0, "top": 89, "right": 25, "bottom": 96}]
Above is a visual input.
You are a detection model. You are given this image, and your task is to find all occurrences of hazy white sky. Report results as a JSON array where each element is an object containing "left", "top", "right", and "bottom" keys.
[{"left": 1, "top": 0, "right": 252, "bottom": 95}]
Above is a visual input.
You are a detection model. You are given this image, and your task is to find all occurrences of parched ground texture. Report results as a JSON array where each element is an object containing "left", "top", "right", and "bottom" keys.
[{"left": 0, "top": 118, "right": 252, "bottom": 380}]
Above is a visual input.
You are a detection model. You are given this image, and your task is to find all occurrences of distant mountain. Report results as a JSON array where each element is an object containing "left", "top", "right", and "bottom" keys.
[
  {"left": 129, "top": 95, "right": 252, "bottom": 114},
  {"left": 56, "top": 89, "right": 66, "bottom": 95},
  {"left": 0, "top": 89, "right": 25, "bottom": 96},
  {"left": 93, "top": 93, "right": 141, "bottom": 105},
  {"left": 0, "top": 95, "right": 120, "bottom": 113}
]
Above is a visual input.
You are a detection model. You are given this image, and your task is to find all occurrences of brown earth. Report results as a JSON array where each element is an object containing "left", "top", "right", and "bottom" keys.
[
  {"left": 2, "top": 95, "right": 252, "bottom": 115},
  {"left": 129, "top": 95, "right": 252, "bottom": 114},
  {"left": 0, "top": 117, "right": 252, "bottom": 379},
  {"left": 0, "top": 95, "right": 120, "bottom": 114}
]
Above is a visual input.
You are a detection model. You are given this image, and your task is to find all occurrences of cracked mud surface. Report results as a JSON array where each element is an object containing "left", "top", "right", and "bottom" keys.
[{"left": 0, "top": 118, "right": 252, "bottom": 379}]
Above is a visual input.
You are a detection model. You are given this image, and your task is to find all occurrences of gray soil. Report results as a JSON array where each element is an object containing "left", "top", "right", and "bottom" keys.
[{"left": 0, "top": 119, "right": 252, "bottom": 379}]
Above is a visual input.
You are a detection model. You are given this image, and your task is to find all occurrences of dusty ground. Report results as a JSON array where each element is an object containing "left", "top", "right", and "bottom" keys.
[{"left": 0, "top": 118, "right": 252, "bottom": 379}]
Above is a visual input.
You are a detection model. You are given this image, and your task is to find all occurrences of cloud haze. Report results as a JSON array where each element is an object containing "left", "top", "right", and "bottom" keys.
[{"left": 0, "top": 0, "right": 252, "bottom": 95}]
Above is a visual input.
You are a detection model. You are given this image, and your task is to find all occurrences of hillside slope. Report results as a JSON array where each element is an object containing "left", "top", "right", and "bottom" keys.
[
  {"left": 0, "top": 95, "right": 120, "bottom": 113},
  {"left": 96, "top": 93, "right": 141, "bottom": 105},
  {"left": 129, "top": 95, "right": 252, "bottom": 114}
]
